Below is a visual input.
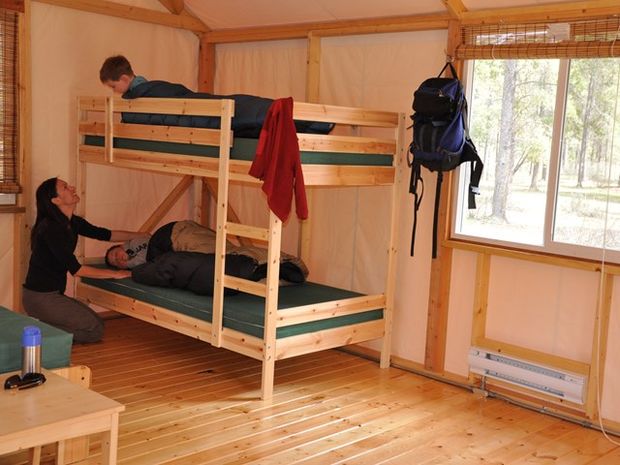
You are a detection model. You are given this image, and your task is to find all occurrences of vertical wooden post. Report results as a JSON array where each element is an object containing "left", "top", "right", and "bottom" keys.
[
  {"left": 261, "top": 211, "right": 282, "bottom": 400},
  {"left": 423, "top": 19, "right": 462, "bottom": 372},
  {"left": 13, "top": 0, "right": 32, "bottom": 312},
  {"left": 300, "top": 32, "right": 321, "bottom": 265},
  {"left": 211, "top": 99, "right": 234, "bottom": 348},
  {"left": 585, "top": 272, "right": 613, "bottom": 419},
  {"left": 198, "top": 36, "right": 215, "bottom": 93},
  {"left": 104, "top": 97, "right": 114, "bottom": 163},
  {"left": 380, "top": 113, "right": 406, "bottom": 368}
]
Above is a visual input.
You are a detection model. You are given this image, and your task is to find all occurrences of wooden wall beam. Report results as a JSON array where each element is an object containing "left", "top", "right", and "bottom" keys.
[
  {"left": 198, "top": 36, "right": 215, "bottom": 93},
  {"left": 204, "top": 13, "right": 451, "bottom": 44},
  {"left": 13, "top": 0, "right": 31, "bottom": 312},
  {"left": 423, "top": 20, "right": 462, "bottom": 373},
  {"left": 157, "top": 0, "right": 184, "bottom": 15},
  {"left": 139, "top": 175, "right": 193, "bottom": 233},
  {"left": 443, "top": 0, "right": 467, "bottom": 19},
  {"left": 461, "top": 0, "right": 620, "bottom": 25},
  {"left": 585, "top": 272, "right": 613, "bottom": 419},
  {"left": 33, "top": 0, "right": 208, "bottom": 33}
]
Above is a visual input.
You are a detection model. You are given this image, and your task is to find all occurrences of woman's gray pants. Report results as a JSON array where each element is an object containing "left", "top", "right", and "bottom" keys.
[{"left": 22, "top": 287, "right": 104, "bottom": 344}]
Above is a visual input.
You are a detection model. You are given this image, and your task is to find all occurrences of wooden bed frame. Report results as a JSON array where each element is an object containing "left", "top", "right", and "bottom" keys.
[{"left": 75, "top": 96, "right": 405, "bottom": 399}]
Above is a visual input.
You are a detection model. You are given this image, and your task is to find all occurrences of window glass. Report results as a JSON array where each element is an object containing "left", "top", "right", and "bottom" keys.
[
  {"left": 553, "top": 59, "right": 620, "bottom": 251},
  {"left": 455, "top": 59, "right": 560, "bottom": 246}
]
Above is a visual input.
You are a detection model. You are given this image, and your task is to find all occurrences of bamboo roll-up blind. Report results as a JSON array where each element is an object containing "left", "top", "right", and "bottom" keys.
[
  {"left": 0, "top": 7, "right": 20, "bottom": 194},
  {"left": 456, "top": 17, "right": 620, "bottom": 60}
]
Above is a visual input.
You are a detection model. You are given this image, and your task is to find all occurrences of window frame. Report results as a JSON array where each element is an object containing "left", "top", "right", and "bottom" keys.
[{"left": 450, "top": 57, "right": 620, "bottom": 265}]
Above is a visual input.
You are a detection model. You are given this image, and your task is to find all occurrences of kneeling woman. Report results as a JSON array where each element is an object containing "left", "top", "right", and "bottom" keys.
[{"left": 23, "top": 177, "right": 143, "bottom": 343}]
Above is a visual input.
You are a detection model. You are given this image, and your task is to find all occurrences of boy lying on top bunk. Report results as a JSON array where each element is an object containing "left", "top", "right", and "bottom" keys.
[
  {"left": 99, "top": 55, "right": 333, "bottom": 137},
  {"left": 105, "top": 220, "right": 309, "bottom": 296}
]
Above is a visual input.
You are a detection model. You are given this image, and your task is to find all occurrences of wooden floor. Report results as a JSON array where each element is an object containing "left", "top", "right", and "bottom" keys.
[{"left": 2, "top": 317, "right": 619, "bottom": 465}]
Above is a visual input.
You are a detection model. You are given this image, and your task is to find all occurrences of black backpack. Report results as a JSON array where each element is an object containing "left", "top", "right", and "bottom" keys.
[{"left": 408, "top": 62, "right": 483, "bottom": 258}]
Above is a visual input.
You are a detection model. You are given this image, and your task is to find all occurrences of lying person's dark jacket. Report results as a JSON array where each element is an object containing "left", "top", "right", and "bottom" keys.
[
  {"left": 131, "top": 252, "right": 257, "bottom": 296},
  {"left": 122, "top": 80, "right": 333, "bottom": 138}
]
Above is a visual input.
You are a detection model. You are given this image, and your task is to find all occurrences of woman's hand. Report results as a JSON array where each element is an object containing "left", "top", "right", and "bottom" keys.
[
  {"left": 75, "top": 265, "right": 132, "bottom": 280},
  {"left": 112, "top": 270, "right": 132, "bottom": 279}
]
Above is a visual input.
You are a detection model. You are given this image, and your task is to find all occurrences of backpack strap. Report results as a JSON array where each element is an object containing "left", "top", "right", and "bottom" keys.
[
  {"left": 431, "top": 171, "right": 443, "bottom": 259},
  {"left": 438, "top": 61, "right": 459, "bottom": 80},
  {"left": 409, "top": 162, "right": 424, "bottom": 256},
  {"left": 460, "top": 99, "right": 483, "bottom": 209},
  {"left": 467, "top": 141, "right": 483, "bottom": 209}
]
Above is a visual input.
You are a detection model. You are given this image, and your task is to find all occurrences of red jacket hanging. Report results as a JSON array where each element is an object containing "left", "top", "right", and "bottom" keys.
[{"left": 249, "top": 97, "right": 308, "bottom": 222}]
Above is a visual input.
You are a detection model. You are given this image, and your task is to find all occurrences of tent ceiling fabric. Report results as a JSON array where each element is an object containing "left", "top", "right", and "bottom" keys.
[{"left": 184, "top": 0, "right": 582, "bottom": 30}]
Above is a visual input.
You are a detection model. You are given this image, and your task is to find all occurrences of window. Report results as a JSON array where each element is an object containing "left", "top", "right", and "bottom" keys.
[
  {"left": 0, "top": 5, "right": 21, "bottom": 201},
  {"left": 453, "top": 57, "right": 620, "bottom": 261}
]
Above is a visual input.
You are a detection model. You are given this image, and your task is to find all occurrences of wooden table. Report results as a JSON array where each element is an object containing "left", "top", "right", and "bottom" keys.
[{"left": 0, "top": 369, "right": 124, "bottom": 465}]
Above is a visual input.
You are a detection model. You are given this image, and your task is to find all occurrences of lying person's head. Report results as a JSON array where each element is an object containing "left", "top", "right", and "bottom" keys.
[{"left": 105, "top": 244, "right": 129, "bottom": 269}]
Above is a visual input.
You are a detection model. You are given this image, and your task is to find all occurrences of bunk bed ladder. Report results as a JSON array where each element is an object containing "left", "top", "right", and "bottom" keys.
[{"left": 209, "top": 98, "right": 281, "bottom": 399}]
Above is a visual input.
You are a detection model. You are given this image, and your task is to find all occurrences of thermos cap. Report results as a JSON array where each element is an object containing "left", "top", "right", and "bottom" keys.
[{"left": 22, "top": 326, "right": 42, "bottom": 347}]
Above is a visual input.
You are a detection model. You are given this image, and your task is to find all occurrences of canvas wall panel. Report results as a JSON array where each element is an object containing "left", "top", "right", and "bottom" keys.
[
  {"left": 485, "top": 257, "right": 597, "bottom": 362},
  {"left": 215, "top": 30, "right": 446, "bottom": 361},
  {"left": 29, "top": 1, "right": 199, "bottom": 261}
]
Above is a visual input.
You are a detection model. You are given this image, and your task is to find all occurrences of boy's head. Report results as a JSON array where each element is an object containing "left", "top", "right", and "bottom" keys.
[
  {"left": 105, "top": 244, "right": 129, "bottom": 269},
  {"left": 100, "top": 55, "right": 135, "bottom": 94}
]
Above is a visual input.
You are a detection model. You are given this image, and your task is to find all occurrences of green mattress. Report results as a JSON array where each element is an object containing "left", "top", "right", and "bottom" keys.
[
  {"left": 84, "top": 135, "right": 392, "bottom": 167},
  {"left": 80, "top": 277, "right": 383, "bottom": 339},
  {"left": 0, "top": 306, "right": 73, "bottom": 374}
]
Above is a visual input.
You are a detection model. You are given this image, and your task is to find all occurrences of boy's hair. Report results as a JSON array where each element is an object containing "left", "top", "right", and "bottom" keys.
[
  {"left": 99, "top": 55, "right": 134, "bottom": 82},
  {"left": 104, "top": 244, "right": 123, "bottom": 268}
]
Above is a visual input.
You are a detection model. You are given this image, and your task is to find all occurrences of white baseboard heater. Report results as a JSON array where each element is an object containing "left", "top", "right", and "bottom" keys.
[{"left": 468, "top": 347, "right": 587, "bottom": 405}]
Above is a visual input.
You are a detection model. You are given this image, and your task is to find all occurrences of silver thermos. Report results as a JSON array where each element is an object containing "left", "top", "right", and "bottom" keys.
[{"left": 21, "top": 325, "right": 42, "bottom": 377}]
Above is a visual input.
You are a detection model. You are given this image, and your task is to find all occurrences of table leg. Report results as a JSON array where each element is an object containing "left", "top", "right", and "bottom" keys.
[{"left": 100, "top": 412, "right": 120, "bottom": 465}]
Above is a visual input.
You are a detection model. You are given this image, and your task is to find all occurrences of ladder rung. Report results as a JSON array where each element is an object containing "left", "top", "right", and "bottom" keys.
[
  {"left": 224, "top": 275, "right": 267, "bottom": 297},
  {"left": 226, "top": 222, "right": 269, "bottom": 241}
]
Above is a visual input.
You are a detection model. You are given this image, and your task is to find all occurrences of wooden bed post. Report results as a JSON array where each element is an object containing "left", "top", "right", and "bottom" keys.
[
  {"left": 211, "top": 99, "right": 234, "bottom": 348},
  {"left": 261, "top": 211, "right": 282, "bottom": 400},
  {"left": 380, "top": 113, "right": 406, "bottom": 368},
  {"left": 75, "top": 97, "right": 87, "bottom": 286},
  {"left": 104, "top": 97, "right": 114, "bottom": 163}
]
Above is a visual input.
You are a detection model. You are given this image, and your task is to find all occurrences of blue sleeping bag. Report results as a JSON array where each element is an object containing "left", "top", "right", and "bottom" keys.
[{"left": 122, "top": 81, "right": 333, "bottom": 138}]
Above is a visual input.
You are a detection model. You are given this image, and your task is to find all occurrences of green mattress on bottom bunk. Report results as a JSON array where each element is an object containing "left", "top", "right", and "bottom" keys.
[
  {"left": 80, "top": 277, "right": 383, "bottom": 339},
  {"left": 84, "top": 135, "right": 393, "bottom": 166},
  {"left": 0, "top": 306, "right": 73, "bottom": 373}
]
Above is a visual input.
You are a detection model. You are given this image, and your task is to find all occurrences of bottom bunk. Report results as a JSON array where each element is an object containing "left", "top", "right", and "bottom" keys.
[{"left": 76, "top": 277, "right": 387, "bottom": 395}]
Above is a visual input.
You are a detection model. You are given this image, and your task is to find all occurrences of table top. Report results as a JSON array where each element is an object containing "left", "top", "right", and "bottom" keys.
[{"left": 0, "top": 369, "right": 124, "bottom": 436}]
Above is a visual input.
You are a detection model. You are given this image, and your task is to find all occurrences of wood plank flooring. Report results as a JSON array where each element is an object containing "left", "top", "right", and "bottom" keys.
[{"left": 1, "top": 316, "right": 618, "bottom": 465}]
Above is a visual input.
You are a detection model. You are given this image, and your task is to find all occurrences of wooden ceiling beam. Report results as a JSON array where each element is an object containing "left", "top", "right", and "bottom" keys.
[
  {"left": 442, "top": 0, "right": 467, "bottom": 19},
  {"left": 158, "top": 0, "right": 185, "bottom": 15},
  {"left": 461, "top": 0, "right": 620, "bottom": 25},
  {"left": 157, "top": 0, "right": 209, "bottom": 36},
  {"left": 204, "top": 12, "right": 451, "bottom": 44},
  {"left": 33, "top": 0, "right": 208, "bottom": 33}
]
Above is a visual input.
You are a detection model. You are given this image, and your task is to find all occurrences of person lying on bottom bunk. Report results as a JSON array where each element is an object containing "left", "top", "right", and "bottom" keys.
[
  {"left": 105, "top": 220, "right": 309, "bottom": 293},
  {"left": 22, "top": 177, "right": 145, "bottom": 344}
]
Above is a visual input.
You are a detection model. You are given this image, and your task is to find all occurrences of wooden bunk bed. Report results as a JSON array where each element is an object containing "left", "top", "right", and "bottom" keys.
[{"left": 75, "top": 96, "right": 405, "bottom": 399}]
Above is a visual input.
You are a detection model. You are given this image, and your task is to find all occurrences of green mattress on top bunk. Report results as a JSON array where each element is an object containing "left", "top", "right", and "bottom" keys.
[
  {"left": 80, "top": 277, "right": 383, "bottom": 339},
  {"left": 83, "top": 135, "right": 393, "bottom": 167}
]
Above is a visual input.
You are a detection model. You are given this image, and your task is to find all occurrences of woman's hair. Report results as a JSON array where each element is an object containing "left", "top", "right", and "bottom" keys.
[
  {"left": 30, "top": 177, "right": 67, "bottom": 250},
  {"left": 99, "top": 55, "right": 134, "bottom": 82}
]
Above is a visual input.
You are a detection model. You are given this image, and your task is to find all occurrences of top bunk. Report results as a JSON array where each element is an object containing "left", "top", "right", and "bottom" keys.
[{"left": 77, "top": 96, "right": 404, "bottom": 187}]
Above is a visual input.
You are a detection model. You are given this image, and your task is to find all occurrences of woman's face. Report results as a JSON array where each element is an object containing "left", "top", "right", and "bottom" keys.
[{"left": 52, "top": 179, "right": 80, "bottom": 207}]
